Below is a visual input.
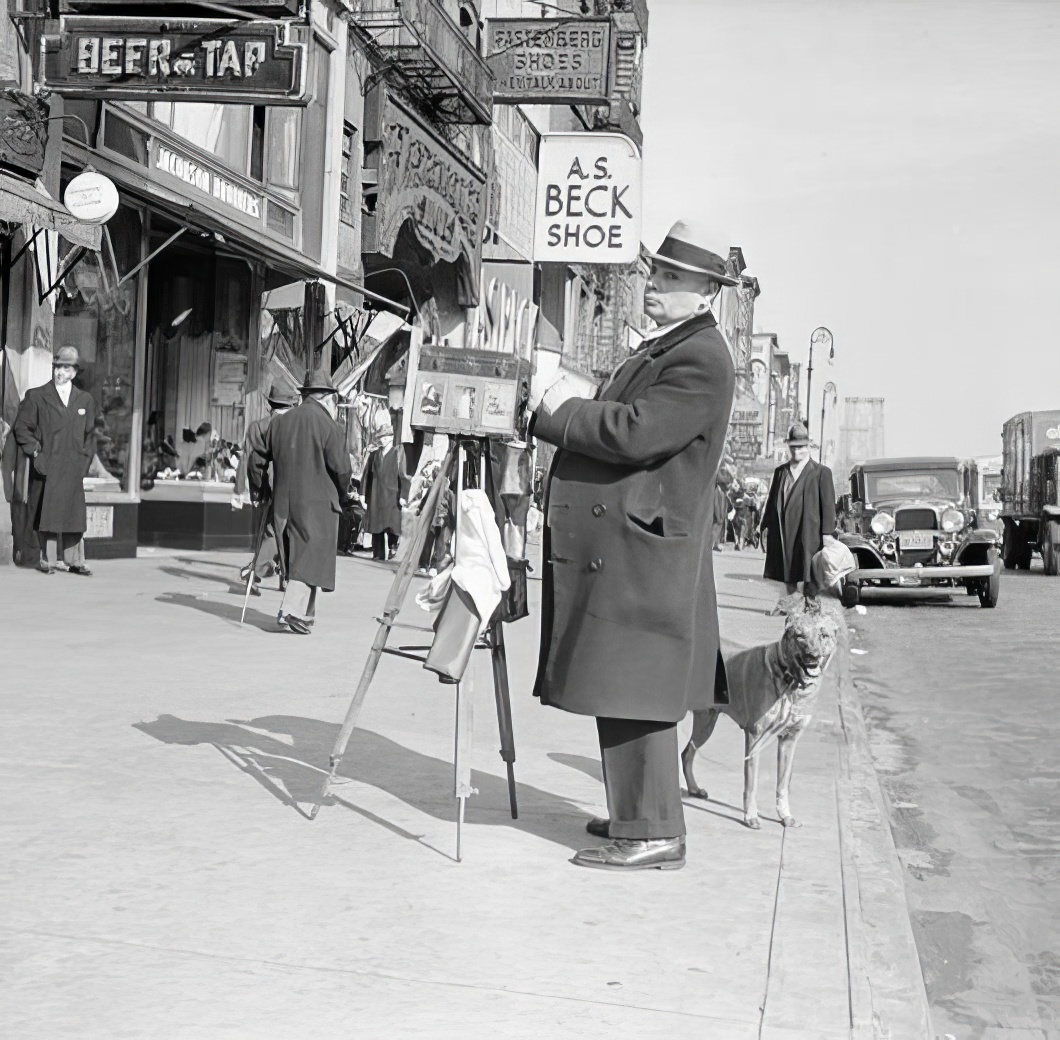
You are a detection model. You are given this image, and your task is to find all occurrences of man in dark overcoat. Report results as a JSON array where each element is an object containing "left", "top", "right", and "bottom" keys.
[
  {"left": 531, "top": 220, "right": 737, "bottom": 872},
  {"left": 362, "top": 419, "right": 409, "bottom": 560},
  {"left": 12, "top": 346, "right": 96, "bottom": 575},
  {"left": 251, "top": 366, "right": 352, "bottom": 634},
  {"left": 760, "top": 422, "right": 838, "bottom": 594},
  {"left": 234, "top": 382, "right": 298, "bottom": 590}
]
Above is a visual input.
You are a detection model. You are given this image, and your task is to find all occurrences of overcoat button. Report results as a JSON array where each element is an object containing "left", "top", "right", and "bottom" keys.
[
  {"left": 592, "top": 504, "right": 606, "bottom": 517},
  {"left": 587, "top": 558, "right": 604, "bottom": 572}
]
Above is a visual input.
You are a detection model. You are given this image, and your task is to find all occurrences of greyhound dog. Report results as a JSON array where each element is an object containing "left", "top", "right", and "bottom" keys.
[{"left": 681, "top": 595, "right": 840, "bottom": 829}]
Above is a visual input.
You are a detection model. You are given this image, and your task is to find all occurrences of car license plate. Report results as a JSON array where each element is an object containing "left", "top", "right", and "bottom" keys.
[{"left": 900, "top": 531, "right": 934, "bottom": 550}]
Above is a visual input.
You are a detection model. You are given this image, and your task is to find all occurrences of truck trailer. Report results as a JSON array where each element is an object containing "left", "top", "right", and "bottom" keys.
[{"left": 1000, "top": 410, "right": 1060, "bottom": 575}]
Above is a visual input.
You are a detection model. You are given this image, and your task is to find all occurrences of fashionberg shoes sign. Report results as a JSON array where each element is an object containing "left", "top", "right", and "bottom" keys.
[
  {"left": 487, "top": 18, "right": 611, "bottom": 105},
  {"left": 533, "top": 133, "right": 641, "bottom": 264},
  {"left": 42, "top": 17, "right": 308, "bottom": 105}
]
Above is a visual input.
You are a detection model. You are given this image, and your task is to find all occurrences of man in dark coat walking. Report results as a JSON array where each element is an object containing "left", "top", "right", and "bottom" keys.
[
  {"left": 250, "top": 366, "right": 352, "bottom": 634},
  {"left": 760, "top": 422, "right": 838, "bottom": 594},
  {"left": 531, "top": 219, "right": 736, "bottom": 872},
  {"left": 234, "top": 382, "right": 298, "bottom": 590},
  {"left": 12, "top": 346, "right": 96, "bottom": 575}
]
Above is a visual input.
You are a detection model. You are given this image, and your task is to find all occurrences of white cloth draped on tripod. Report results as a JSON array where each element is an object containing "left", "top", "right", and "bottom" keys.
[{"left": 451, "top": 488, "right": 510, "bottom": 633}]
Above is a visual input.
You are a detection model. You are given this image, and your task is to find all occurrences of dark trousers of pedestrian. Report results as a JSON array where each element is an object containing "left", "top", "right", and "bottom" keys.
[
  {"left": 596, "top": 717, "right": 686, "bottom": 840},
  {"left": 372, "top": 531, "right": 397, "bottom": 560}
]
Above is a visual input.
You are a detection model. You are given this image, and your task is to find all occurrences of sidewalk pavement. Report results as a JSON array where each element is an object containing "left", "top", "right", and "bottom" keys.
[{"left": 0, "top": 544, "right": 931, "bottom": 1039}]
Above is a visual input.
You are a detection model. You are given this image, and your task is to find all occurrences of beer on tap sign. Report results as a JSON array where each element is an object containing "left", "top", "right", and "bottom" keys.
[{"left": 533, "top": 133, "right": 641, "bottom": 264}]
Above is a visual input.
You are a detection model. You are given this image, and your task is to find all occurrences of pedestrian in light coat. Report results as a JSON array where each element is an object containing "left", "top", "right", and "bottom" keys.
[
  {"left": 12, "top": 346, "right": 96, "bottom": 575},
  {"left": 531, "top": 219, "right": 737, "bottom": 873},
  {"left": 250, "top": 366, "right": 352, "bottom": 634},
  {"left": 760, "top": 422, "right": 837, "bottom": 594}
]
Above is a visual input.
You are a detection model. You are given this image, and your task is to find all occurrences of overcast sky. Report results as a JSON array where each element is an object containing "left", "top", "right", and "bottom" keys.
[{"left": 638, "top": 0, "right": 1060, "bottom": 458}]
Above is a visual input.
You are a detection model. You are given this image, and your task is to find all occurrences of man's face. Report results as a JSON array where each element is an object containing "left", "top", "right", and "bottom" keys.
[
  {"left": 788, "top": 443, "right": 810, "bottom": 464},
  {"left": 644, "top": 260, "right": 714, "bottom": 324},
  {"left": 53, "top": 363, "right": 76, "bottom": 387}
]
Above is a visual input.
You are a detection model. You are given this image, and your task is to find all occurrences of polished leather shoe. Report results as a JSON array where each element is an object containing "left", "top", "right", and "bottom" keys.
[
  {"left": 572, "top": 837, "right": 686, "bottom": 871},
  {"left": 67, "top": 565, "right": 92, "bottom": 576},
  {"left": 286, "top": 617, "right": 312, "bottom": 635},
  {"left": 585, "top": 816, "right": 610, "bottom": 838}
]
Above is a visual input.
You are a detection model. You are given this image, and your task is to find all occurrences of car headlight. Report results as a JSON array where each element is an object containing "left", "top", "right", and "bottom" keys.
[
  {"left": 870, "top": 511, "right": 894, "bottom": 535},
  {"left": 941, "top": 508, "right": 965, "bottom": 533}
]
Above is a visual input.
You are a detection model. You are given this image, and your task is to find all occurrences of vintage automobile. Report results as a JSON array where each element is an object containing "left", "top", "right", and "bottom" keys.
[{"left": 836, "top": 456, "right": 1002, "bottom": 608}]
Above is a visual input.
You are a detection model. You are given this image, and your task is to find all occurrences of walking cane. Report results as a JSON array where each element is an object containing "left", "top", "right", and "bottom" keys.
[{"left": 240, "top": 500, "right": 272, "bottom": 625}]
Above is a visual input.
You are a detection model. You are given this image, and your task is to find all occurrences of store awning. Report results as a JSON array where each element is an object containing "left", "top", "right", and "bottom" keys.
[{"left": 0, "top": 172, "right": 101, "bottom": 251}]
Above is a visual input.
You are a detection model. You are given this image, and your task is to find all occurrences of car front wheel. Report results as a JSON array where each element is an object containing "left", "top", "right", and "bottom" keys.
[
  {"left": 841, "top": 582, "right": 860, "bottom": 608},
  {"left": 1042, "top": 520, "right": 1060, "bottom": 577},
  {"left": 978, "top": 549, "right": 1001, "bottom": 608}
]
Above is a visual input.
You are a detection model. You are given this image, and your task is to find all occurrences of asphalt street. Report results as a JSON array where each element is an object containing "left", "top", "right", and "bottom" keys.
[{"left": 849, "top": 564, "right": 1060, "bottom": 1039}]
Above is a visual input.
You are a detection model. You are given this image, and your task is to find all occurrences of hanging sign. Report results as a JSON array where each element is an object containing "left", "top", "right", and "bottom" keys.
[
  {"left": 63, "top": 170, "right": 119, "bottom": 225},
  {"left": 487, "top": 18, "right": 611, "bottom": 105},
  {"left": 533, "top": 133, "right": 641, "bottom": 264},
  {"left": 42, "top": 17, "right": 308, "bottom": 106}
]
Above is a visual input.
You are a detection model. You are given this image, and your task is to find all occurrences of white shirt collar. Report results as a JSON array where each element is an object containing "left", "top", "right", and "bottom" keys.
[
  {"left": 788, "top": 456, "right": 810, "bottom": 480},
  {"left": 55, "top": 381, "right": 72, "bottom": 405}
]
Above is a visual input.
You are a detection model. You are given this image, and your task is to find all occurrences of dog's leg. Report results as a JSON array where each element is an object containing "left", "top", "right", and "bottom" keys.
[
  {"left": 743, "top": 730, "right": 761, "bottom": 829},
  {"left": 776, "top": 731, "right": 803, "bottom": 828},
  {"left": 681, "top": 709, "right": 720, "bottom": 799}
]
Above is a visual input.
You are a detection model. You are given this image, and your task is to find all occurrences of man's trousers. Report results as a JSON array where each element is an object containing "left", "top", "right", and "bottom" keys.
[{"left": 596, "top": 717, "right": 686, "bottom": 840}]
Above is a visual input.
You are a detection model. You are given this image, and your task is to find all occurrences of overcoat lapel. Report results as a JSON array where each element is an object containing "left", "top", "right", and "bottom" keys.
[
  {"left": 782, "top": 462, "right": 812, "bottom": 524},
  {"left": 43, "top": 382, "right": 70, "bottom": 417},
  {"left": 600, "top": 313, "right": 717, "bottom": 402}
]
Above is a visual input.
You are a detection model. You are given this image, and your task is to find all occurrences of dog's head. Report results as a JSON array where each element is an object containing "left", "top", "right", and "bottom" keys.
[{"left": 775, "top": 595, "right": 840, "bottom": 688}]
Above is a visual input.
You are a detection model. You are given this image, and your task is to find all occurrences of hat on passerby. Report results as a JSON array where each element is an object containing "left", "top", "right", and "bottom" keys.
[
  {"left": 300, "top": 365, "right": 339, "bottom": 396},
  {"left": 266, "top": 382, "right": 299, "bottom": 408},
  {"left": 53, "top": 346, "right": 81, "bottom": 368},
  {"left": 643, "top": 220, "right": 739, "bottom": 285},
  {"left": 785, "top": 422, "right": 810, "bottom": 446}
]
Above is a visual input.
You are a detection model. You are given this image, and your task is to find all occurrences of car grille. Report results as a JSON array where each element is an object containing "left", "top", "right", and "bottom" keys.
[{"left": 895, "top": 508, "right": 937, "bottom": 531}]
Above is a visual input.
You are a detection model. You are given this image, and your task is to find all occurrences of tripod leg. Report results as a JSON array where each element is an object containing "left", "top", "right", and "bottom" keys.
[
  {"left": 454, "top": 664, "right": 476, "bottom": 862},
  {"left": 309, "top": 446, "right": 455, "bottom": 820},
  {"left": 488, "top": 620, "right": 519, "bottom": 819}
]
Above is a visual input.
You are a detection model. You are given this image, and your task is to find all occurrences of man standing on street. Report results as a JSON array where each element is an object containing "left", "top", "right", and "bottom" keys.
[
  {"left": 760, "top": 422, "right": 837, "bottom": 595},
  {"left": 530, "top": 219, "right": 736, "bottom": 872},
  {"left": 362, "top": 417, "right": 408, "bottom": 561},
  {"left": 233, "top": 382, "right": 299, "bottom": 593},
  {"left": 251, "top": 366, "right": 352, "bottom": 635},
  {"left": 13, "top": 346, "right": 96, "bottom": 576}
]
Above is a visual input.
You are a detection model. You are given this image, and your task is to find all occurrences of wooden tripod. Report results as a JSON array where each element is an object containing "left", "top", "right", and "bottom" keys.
[{"left": 308, "top": 437, "right": 519, "bottom": 861}]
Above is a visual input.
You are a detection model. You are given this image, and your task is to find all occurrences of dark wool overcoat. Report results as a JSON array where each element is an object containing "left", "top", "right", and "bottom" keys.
[
  {"left": 363, "top": 445, "right": 409, "bottom": 534},
  {"left": 532, "top": 312, "right": 735, "bottom": 723},
  {"left": 253, "top": 399, "right": 351, "bottom": 591},
  {"left": 13, "top": 381, "right": 95, "bottom": 534},
  {"left": 761, "top": 460, "right": 837, "bottom": 585}
]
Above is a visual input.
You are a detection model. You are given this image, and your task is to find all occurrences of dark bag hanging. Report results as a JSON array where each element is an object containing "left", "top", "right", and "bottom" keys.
[{"left": 498, "top": 556, "right": 529, "bottom": 623}]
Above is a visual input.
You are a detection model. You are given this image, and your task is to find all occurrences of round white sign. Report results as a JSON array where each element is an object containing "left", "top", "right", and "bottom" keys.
[{"left": 64, "top": 171, "right": 119, "bottom": 225}]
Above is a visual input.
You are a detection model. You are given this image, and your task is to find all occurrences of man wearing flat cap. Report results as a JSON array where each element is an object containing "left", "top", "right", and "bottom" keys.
[
  {"left": 529, "top": 219, "right": 736, "bottom": 872},
  {"left": 760, "top": 421, "right": 837, "bottom": 594},
  {"left": 13, "top": 346, "right": 97, "bottom": 575},
  {"left": 234, "top": 382, "right": 299, "bottom": 592},
  {"left": 250, "top": 366, "right": 352, "bottom": 634}
]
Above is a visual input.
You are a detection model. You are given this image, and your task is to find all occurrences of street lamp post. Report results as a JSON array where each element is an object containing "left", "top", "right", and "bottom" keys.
[
  {"left": 819, "top": 381, "right": 837, "bottom": 462},
  {"left": 805, "top": 326, "right": 833, "bottom": 436}
]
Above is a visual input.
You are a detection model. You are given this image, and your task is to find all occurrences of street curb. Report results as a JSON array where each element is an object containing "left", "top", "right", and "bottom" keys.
[{"left": 834, "top": 624, "right": 934, "bottom": 1039}]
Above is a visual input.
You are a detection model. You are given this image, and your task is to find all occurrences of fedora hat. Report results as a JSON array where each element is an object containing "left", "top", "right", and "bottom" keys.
[
  {"left": 53, "top": 346, "right": 81, "bottom": 368},
  {"left": 300, "top": 365, "right": 338, "bottom": 395},
  {"left": 785, "top": 421, "right": 811, "bottom": 446},
  {"left": 266, "top": 382, "right": 299, "bottom": 408},
  {"left": 644, "top": 220, "right": 739, "bottom": 285}
]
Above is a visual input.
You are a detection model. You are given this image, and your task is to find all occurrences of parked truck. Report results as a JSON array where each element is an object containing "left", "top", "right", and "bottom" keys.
[{"left": 1000, "top": 410, "right": 1060, "bottom": 575}]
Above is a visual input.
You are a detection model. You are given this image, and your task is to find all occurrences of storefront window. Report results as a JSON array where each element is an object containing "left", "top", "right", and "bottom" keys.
[
  {"left": 54, "top": 205, "right": 143, "bottom": 494},
  {"left": 151, "top": 102, "right": 252, "bottom": 175}
]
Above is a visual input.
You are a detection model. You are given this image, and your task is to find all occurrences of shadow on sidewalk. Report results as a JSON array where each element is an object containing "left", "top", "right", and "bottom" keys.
[
  {"left": 133, "top": 713, "right": 592, "bottom": 852},
  {"left": 155, "top": 592, "right": 277, "bottom": 631}
]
